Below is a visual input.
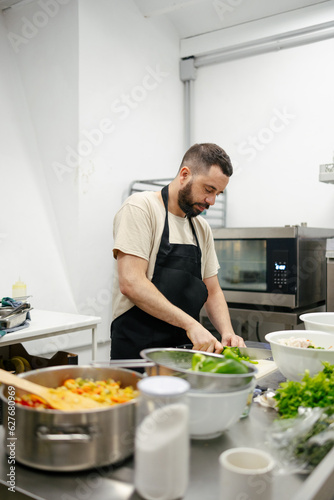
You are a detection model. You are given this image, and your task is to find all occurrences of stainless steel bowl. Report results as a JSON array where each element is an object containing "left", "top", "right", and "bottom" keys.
[
  {"left": 0, "top": 365, "right": 142, "bottom": 471},
  {"left": 140, "top": 348, "right": 257, "bottom": 393}
]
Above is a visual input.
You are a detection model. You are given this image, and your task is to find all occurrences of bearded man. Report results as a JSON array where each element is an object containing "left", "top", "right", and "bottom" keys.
[{"left": 110, "top": 143, "right": 245, "bottom": 361}]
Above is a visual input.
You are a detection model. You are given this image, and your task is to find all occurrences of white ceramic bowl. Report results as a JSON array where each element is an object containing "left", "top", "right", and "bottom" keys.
[
  {"left": 187, "top": 383, "right": 254, "bottom": 440},
  {"left": 300, "top": 312, "right": 334, "bottom": 334},
  {"left": 265, "top": 330, "right": 334, "bottom": 381}
]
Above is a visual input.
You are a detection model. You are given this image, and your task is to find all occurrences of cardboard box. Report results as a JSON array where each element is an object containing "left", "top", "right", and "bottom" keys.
[
  {"left": 0, "top": 342, "right": 78, "bottom": 371},
  {"left": 0, "top": 343, "right": 78, "bottom": 424}
]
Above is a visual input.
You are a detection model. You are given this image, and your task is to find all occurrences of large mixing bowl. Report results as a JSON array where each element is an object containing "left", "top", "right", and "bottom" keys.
[
  {"left": 300, "top": 312, "right": 334, "bottom": 334},
  {"left": 187, "top": 382, "right": 254, "bottom": 439},
  {"left": 0, "top": 365, "right": 142, "bottom": 471},
  {"left": 265, "top": 330, "right": 334, "bottom": 381},
  {"left": 140, "top": 348, "right": 257, "bottom": 393}
]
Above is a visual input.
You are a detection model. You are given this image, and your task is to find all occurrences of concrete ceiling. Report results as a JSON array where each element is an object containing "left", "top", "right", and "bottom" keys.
[
  {"left": 132, "top": 0, "right": 330, "bottom": 38},
  {"left": 1, "top": 0, "right": 331, "bottom": 42}
]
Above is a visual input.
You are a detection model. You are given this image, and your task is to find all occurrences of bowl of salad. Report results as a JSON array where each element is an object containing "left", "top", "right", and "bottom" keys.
[
  {"left": 265, "top": 330, "right": 334, "bottom": 381},
  {"left": 299, "top": 312, "right": 334, "bottom": 334}
]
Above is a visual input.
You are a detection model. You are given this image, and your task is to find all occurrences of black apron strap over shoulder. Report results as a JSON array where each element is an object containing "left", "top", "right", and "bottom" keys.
[{"left": 161, "top": 184, "right": 201, "bottom": 251}]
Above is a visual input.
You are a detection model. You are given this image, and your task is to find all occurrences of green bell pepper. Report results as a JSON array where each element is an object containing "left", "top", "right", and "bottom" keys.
[{"left": 190, "top": 352, "right": 249, "bottom": 374}]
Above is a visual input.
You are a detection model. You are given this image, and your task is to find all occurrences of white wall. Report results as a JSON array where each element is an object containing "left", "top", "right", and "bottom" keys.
[
  {"left": 1, "top": 0, "right": 183, "bottom": 361},
  {"left": 76, "top": 0, "right": 183, "bottom": 352},
  {"left": 0, "top": 7, "right": 77, "bottom": 313},
  {"left": 193, "top": 38, "right": 334, "bottom": 229}
]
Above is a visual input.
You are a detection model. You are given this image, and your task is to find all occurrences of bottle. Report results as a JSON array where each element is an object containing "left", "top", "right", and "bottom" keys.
[
  {"left": 12, "top": 278, "right": 27, "bottom": 298},
  {"left": 240, "top": 380, "right": 256, "bottom": 419},
  {"left": 134, "top": 376, "right": 190, "bottom": 500}
]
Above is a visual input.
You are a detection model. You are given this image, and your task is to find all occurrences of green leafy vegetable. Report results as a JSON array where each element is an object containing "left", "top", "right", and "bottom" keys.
[
  {"left": 294, "top": 408, "right": 334, "bottom": 468},
  {"left": 268, "top": 406, "right": 334, "bottom": 472},
  {"left": 274, "top": 362, "right": 334, "bottom": 419}
]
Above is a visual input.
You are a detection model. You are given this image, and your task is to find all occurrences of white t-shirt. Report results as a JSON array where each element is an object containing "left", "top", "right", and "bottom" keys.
[{"left": 112, "top": 191, "right": 219, "bottom": 321}]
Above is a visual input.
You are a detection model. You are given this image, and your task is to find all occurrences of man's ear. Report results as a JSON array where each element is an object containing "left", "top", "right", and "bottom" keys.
[{"left": 179, "top": 166, "right": 191, "bottom": 183}]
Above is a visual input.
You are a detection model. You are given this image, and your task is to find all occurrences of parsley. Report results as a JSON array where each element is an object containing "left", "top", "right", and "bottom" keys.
[{"left": 274, "top": 362, "right": 334, "bottom": 419}]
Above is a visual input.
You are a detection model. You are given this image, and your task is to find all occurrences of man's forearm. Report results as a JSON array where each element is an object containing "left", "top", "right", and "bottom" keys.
[{"left": 204, "top": 288, "right": 235, "bottom": 339}]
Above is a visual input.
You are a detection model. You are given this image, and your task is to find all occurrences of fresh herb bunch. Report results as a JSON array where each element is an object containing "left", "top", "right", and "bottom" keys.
[
  {"left": 268, "top": 406, "right": 334, "bottom": 472},
  {"left": 294, "top": 408, "right": 334, "bottom": 468},
  {"left": 274, "top": 362, "right": 334, "bottom": 419}
]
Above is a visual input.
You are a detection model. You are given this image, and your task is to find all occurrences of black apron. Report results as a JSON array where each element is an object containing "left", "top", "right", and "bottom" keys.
[{"left": 110, "top": 184, "right": 208, "bottom": 360}]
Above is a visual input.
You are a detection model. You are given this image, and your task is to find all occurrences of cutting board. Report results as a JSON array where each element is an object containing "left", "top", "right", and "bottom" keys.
[{"left": 254, "top": 359, "right": 277, "bottom": 379}]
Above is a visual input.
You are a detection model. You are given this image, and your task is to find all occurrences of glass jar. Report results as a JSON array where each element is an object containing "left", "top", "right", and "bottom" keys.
[{"left": 134, "top": 376, "right": 190, "bottom": 500}]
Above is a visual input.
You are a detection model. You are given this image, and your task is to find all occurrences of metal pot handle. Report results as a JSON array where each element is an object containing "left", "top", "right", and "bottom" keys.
[
  {"left": 36, "top": 426, "right": 93, "bottom": 442},
  {"left": 91, "top": 360, "right": 155, "bottom": 368},
  {"left": 37, "top": 432, "right": 91, "bottom": 442}
]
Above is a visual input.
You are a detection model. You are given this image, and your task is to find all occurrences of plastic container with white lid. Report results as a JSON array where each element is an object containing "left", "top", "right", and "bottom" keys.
[{"left": 135, "top": 376, "right": 190, "bottom": 500}]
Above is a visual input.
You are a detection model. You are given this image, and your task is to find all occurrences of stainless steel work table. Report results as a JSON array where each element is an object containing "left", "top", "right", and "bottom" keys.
[{"left": 1, "top": 365, "right": 333, "bottom": 500}]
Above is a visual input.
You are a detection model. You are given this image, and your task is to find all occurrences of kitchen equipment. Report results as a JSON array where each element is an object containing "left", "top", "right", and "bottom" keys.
[
  {"left": 187, "top": 382, "right": 254, "bottom": 439},
  {"left": 213, "top": 225, "right": 334, "bottom": 309},
  {"left": 0, "top": 306, "right": 32, "bottom": 329},
  {"left": 175, "top": 345, "right": 277, "bottom": 380},
  {"left": 265, "top": 330, "right": 334, "bottom": 381},
  {"left": 326, "top": 244, "right": 334, "bottom": 311},
  {"left": 0, "top": 303, "right": 29, "bottom": 319},
  {"left": 0, "top": 369, "right": 105, "bottom": 410},
  {"left": 219, "top": 447, "right": 275, "bottom": 500},
  {"left": 12, "top": 279, "right": 27, "bottom": 298},
  {"left": 300, "top": 312, "right": 334, "bottom": 333},
  {"left": 140, "top": 348, "right": 257, "bottom": 393},
  {"left": 0, "top": 365, "right": 143, "bottom": 471},
  {"left": 135, "top": 377, "right": 190, "bottom": 499},
  {"left": 99, "top": 347, "right": 276, "bottom": 382}
]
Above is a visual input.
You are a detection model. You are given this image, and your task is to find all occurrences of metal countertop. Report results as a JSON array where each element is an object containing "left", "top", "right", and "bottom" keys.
[{"left": 0, "top": 359, "right": 333, "bottom": 500}]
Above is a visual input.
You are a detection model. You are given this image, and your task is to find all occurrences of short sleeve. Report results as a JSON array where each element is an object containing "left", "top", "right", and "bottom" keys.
[
  {"left": 113, "top": 202, "right": 153, "bottom": 261},
  {"left": 202, "top": 224, "right": 220, "bottom": 279}
]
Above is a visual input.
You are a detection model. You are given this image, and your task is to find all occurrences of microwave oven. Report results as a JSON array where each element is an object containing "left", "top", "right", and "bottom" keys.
[{"left": 213, "top": 226, "right": 334, "bottom": 310}]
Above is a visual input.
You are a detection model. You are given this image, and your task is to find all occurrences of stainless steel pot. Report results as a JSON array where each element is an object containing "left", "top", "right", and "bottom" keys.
[{"left": 0, "top": 365, "right": 142, "bottom": 472}]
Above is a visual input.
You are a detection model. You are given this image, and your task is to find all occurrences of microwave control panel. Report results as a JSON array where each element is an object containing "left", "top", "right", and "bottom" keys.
[
  {"left": 273, "top": 252, "right": 288, "bottom": 290},
  {"left": 267, "top": 240, "right": 297, "bottom": 294}
]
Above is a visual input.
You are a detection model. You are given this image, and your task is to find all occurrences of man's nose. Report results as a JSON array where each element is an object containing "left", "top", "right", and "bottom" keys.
[{"left": 205, "top": 193, "right": 216, "bottom": 206}]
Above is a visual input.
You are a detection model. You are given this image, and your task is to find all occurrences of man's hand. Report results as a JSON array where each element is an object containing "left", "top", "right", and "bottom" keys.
[
  {"left": 221, "top": 332, "right": 246, "bottom": 348},
  {"left": 186, "top": 323, "right": 224, "bottom": 353}
]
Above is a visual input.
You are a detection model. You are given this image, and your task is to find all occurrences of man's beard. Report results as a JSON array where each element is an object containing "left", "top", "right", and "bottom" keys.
[{"left": 178, "top": 181, "right": 209, "bottom": 218}]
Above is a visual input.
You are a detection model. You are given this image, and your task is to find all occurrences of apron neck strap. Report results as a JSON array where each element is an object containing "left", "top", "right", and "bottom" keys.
[
  {"left": 160, "top": 185, "right": 200, "bottom": 247},
  {"left": 161, "top": 184, "right": 169, "bottom": 210}
]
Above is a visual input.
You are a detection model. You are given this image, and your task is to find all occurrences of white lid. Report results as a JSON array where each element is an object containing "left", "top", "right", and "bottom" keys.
[{"left": 137, "top": 376, "right": 190, "bottom": 396}]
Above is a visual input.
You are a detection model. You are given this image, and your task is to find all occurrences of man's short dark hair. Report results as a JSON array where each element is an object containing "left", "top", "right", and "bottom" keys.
[{"left": 179, "top": 143, "right": 233, "bottom": 177}]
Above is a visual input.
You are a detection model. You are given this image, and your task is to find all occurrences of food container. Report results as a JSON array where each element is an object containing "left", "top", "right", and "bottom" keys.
[
  {"left": 103, "top": 349, "right": 257, "bottom": 393},
  {"left": 265, "top": 330, "right": 334, "bottom": 381},
  {"left": 0, "top": 307, "right": 30, "bottom": 329},
  {"left": 140, "top": 348, "right": 257, "bottom": 393},
  {"left": 187, "top": 382, "right": 255, "bottom": 439},
  {"left": 300, "top": 312, "right": 334, "bottom": 334},
  {"left": 135, "top": 377, "right": 190, "bottom": 499},
  {"left": 0, "top": 365, "right": 143, "bottom": 471}
]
